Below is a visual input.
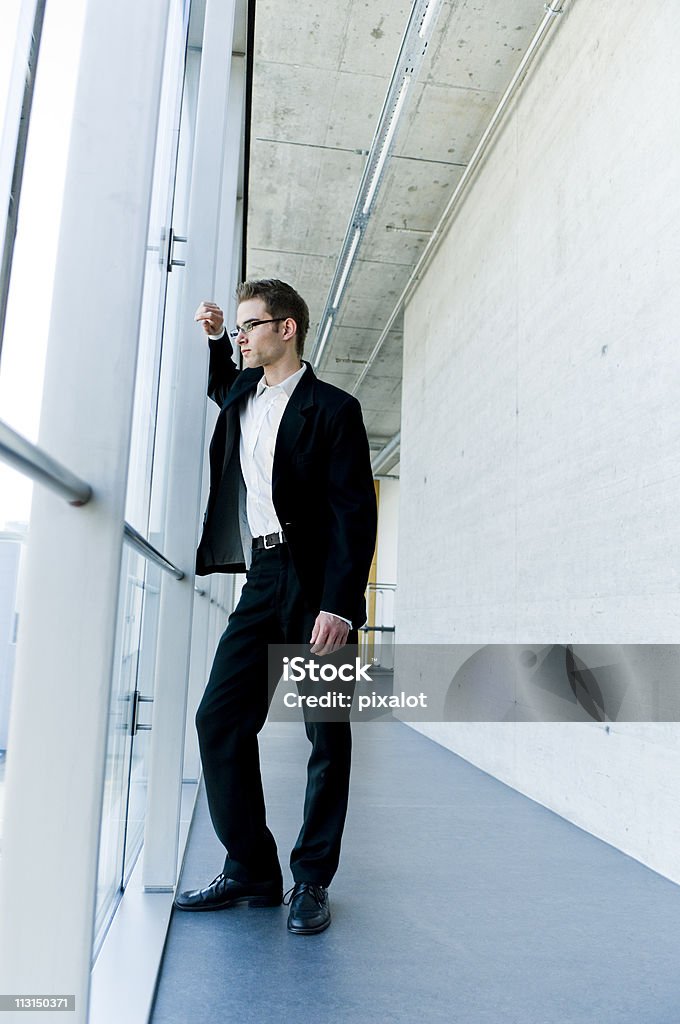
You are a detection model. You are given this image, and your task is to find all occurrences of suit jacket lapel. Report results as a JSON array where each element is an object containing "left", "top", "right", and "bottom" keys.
[
  {"left": 221, "top": 367, "right": 263, "bottom": 412},
  {"left": 274, "top": 361, "right": 315, "bottom": 464},
  {"left": 217, "top": 368, "right": 262, "bottom": 474},
  {"left": 218, "top": 362, "right": 315, "bottom": 476}
]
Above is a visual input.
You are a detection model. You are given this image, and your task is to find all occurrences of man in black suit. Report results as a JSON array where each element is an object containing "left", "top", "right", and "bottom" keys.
[{"left": 174, "top": 279, "right": 377, "bottom": 934}]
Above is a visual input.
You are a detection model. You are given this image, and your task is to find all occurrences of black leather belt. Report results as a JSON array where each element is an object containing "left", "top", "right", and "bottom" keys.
[{"left": 252, "top": 530, "right": 286, "bottom": 550}]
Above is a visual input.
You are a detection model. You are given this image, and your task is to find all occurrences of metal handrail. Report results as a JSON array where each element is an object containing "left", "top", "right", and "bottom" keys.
[
  {"left": 0, "top": 419, "right": 187, "bottom": 581},
  {"left": 0, "top": 417, "right": 92, "bottom": 506},
  {"left": 124, "top": 523, "right": 184, "bottom": 581}
]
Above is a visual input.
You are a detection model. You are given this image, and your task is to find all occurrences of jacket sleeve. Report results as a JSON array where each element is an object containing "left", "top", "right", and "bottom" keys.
[
  {"left": 207, "top": 334, "right": 239, "bottom": 406},
  {"left": 320, "top": 396, "right": 377, "bottom": 624}
]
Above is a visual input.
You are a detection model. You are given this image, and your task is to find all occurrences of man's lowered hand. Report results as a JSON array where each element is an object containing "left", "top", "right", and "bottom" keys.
[{"left": 310, "top": 612, "right": 350, "bottom": 657}]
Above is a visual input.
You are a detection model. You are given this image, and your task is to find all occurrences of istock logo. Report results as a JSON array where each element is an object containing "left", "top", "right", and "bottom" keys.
[{"left": 282, "top": 656, "right": 373, "bottom": 683}]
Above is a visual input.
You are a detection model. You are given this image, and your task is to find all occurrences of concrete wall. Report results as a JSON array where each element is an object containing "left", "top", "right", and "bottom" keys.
[{"left": 398, "top": 1, "right": 680, "bottom": 882}]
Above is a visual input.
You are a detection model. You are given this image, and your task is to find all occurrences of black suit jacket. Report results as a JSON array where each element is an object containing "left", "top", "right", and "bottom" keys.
[{"left": 196, "top": 337, "right": 377, "bottom": 627}]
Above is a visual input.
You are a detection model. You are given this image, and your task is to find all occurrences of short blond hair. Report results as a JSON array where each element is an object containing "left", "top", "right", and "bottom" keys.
[{"left": 236, "top": 278, "right": 310, "bottom": 357}]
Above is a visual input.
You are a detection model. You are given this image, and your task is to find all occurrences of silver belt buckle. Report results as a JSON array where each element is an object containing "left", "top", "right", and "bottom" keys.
[{"left": 263, "top": 531, "right": 278, "bottom": 549}]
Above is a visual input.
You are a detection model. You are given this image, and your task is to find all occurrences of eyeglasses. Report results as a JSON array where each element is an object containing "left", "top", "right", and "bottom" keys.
[{"left": 228, "top": 317, "right": 286, "bottom": 341}]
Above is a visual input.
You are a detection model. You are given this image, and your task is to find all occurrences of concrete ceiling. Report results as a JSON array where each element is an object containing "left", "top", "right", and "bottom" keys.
[{"left": 246, "top": 0, "right": 548, "bottom": 453}]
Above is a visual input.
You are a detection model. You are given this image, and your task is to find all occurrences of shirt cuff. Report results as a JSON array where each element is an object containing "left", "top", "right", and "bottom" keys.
[
  {"left": 207, "top": 326, "right": 226, "bottom": 340},
  {"left": 320, "top": 610, "right": 352, "bottom": 629}
]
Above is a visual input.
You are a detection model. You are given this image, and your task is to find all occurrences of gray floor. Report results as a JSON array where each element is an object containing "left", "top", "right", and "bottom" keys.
[{"left": 150, "top": 722, "right": 680, "bottom": 1024}]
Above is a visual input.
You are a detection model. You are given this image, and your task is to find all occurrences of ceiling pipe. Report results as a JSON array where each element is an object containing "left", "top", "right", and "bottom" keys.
[
  {"left": 310, "top": 0, "right": 444, "bottom": 367},
  {"left": 351, "top": 0, "right": 570, "bottom": 397},
  {"left": 371, "top": 430, "right": 401, "bottom": 475}
]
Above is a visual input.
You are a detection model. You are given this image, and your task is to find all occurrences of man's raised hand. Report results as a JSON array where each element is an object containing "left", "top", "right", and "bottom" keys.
[{"left": 195, "top": 300, "right": 225, "bottom": 337}]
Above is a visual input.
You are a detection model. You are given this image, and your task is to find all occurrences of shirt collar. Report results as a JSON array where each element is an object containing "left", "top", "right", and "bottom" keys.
[{"left": 256, "top": 362, "right": 306, "bottom": 399}]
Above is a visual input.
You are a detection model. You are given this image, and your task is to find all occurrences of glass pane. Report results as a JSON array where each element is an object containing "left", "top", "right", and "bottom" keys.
[
  {"left": 0, "top": 0, "right": 87, "bottom": 857},
  {"left": 0, "top": 519, "right": 24, "bottom": 840},
  {"left": 94, "top": 542, "right": 145, "bottom": 947},
  {"left": 0, "top": 1, "right": 23, "bottom": 112},
  {"left": 120, "top": 558, "right": 161, "bottom": 879},
  {"left": 0, "top": 0, "right": 87, "bottom": 439},
  {"left": 95, "top": 0, "right": 193, "bottom": 939},
  {"left": 148, "top": 41, "right": 202, "bottom": 546},
  {"left": 0, "top": 0, "right": 25, "bottom": 256},
  {"left": 125, "top": 0, "right": 191, "bottom": 534}
]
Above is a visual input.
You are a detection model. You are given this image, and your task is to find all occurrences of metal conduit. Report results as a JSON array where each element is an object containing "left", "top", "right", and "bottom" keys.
[
  {"left": 371, "top": 430, "right": 401, "bottom": 475},
  {"left": 351, "top": 0, "right": 569, "bottom": 399}
]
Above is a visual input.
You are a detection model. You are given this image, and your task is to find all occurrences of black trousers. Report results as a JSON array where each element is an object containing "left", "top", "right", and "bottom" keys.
[{"left": 195, "top": 543, "right": 353, "bottom": 886}]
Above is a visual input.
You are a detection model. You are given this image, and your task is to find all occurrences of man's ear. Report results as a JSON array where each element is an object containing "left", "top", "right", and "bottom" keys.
[{"left": 283, "top": 317, "right": 298, "bottom": 342}]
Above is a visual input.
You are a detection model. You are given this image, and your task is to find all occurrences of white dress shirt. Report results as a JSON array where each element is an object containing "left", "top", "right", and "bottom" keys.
[{"left": 239, "top": 363, "right": 307, "bottom": 539}]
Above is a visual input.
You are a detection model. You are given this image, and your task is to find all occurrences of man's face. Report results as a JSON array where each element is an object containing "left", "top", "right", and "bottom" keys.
[{"left": 235, "top": 297, "right": 292, "bottom": 368}]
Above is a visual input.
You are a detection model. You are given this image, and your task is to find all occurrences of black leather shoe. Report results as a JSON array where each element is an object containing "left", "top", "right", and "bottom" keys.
[
  {"left": 284, "top": 882, "right": 331, "bottom": 934},
  {"left": 174, "top": 872, "right": 283, "bottom": 912}
]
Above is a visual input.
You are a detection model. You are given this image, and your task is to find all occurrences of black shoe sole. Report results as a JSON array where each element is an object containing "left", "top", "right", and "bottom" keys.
[
  {"left": 287, "top": 913, "right": 331, "bottom": 935},
  {"left": 174, "top": 894, "right": 283, "bottom": 912}
]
